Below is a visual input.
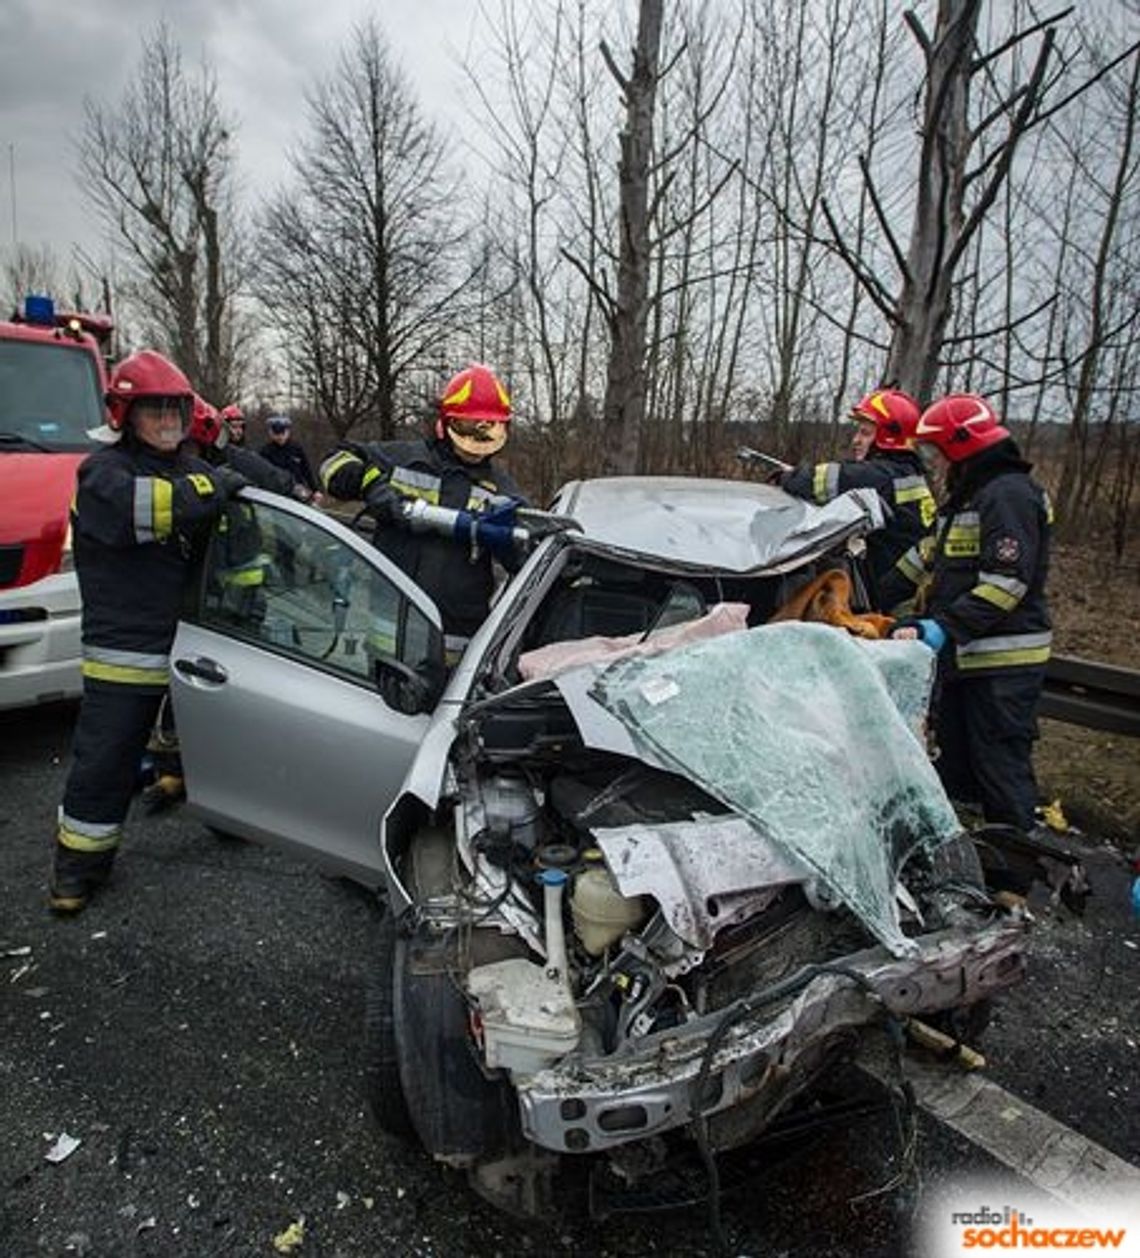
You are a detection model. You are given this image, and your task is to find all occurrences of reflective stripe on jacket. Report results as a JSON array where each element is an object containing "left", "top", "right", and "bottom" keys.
[
  {"left": 781, "top": 449, "right": 935, "bottom": 612},
  {"left": 320, "top": 436, "right": 527, "bottom": 638},
  {"left": 72, "top": 439, "right": 229, "bottom": 687},
  {"left": 886, "top": 444, "right": 1052, "bottom": 676}
]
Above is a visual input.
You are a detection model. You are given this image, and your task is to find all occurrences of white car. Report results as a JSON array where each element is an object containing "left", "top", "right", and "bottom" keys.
[{"left": 171, "top": 477, "right": 1025, "bottom": 1216}]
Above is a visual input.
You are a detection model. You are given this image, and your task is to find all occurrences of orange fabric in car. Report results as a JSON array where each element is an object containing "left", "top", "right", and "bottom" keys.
[{"left": 769, "top": 569, "right": 894, "bottom": 640}]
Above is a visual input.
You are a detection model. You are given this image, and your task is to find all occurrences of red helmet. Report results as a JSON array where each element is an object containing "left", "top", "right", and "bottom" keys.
[
  {"left": 851, "top": 388, "right": 922, "bottom": 451},
  {"left": 437, "top": 364, "right": 512, "bottom": 456},
  {"left": 189, "top": 395, "right": 228, "bottom": 448},
  {"left": 915, "top": 394, "right": 1010, "bottom": 462},
  {"left": 220, "top": 403, "right": 244, "bottom": 422},
  {"left": 105, "top": 350, "right": 194, "bottom": 432}
]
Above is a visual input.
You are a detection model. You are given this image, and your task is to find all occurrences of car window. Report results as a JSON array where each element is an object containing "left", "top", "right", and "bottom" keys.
[{"left": 195, "top": 499, "right": 437, "bottom": 688}]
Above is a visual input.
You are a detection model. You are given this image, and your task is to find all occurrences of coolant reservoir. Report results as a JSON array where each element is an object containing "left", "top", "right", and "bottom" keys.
[{"left": 571, "top": 866, "right": 648, "bottom": 956}]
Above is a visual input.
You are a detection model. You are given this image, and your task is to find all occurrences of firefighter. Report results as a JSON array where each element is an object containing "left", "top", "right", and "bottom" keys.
[
  {"left": 48, "top": 352, "right": 249, "bottom": 914},
  {"left": 890, "top": 393, "right": 1053, "bottom": 834},
  {"left": 777, "top": 388, "right": 936, "bottom": 614},
  {"left": 220, "top": 402, "right": 246, "bottom": 446},
  {"left": 320, "top": 363, "right": 528, "bottom": 661}
]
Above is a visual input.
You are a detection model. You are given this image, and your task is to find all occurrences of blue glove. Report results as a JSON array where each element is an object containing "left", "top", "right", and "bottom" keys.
[
  {"left": 916, "top": 618, "right": 948, "bottom": 652},
  {"left": 450, "top": 509, "right": 517, "bottom": 559},
  {"left": 482, "top": 500, "right": 520, "bottom": 528},
  {"left": 475, "top": 519, "right": 517, "bottom": 559}
]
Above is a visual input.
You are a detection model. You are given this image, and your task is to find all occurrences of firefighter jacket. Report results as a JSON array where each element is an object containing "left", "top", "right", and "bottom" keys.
[
  {"left": 320, "top": 436, "right": 527, "bottom": 641},
  {"left": 780, "top": 449, "right": 935, "bottom": 612},
  {"left": 887, "top": 440, "right": 1052, "bottom": 677},
  {"left": 71, "top": 438, "right": 236, "bottom": 690}
]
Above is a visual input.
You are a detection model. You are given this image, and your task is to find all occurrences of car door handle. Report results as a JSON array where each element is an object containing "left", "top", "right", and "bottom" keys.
[{"left": 175, "top": 656, "right": 229, "bottom": 685}]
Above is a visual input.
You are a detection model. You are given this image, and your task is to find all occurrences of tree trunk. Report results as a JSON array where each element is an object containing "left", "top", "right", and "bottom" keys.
[
  {"left": 884, "top": 0, "right": 977, "bottom": 401},
  {"left": 600, "top": 0, "right": 663, "bottom": 476}
]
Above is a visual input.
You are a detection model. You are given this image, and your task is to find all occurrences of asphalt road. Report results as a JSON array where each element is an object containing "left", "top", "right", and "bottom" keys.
[{"left": 2, "top": 700, "right": 1137, "bottom": 1257}]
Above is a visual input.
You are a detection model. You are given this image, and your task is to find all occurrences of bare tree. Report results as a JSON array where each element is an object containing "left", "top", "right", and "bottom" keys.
[
  {"left": 1, "top": 244, "right": 66, "bottom": 312},
  {"left": 256, "top": 18, "right": 477, "bottom": 440},
  {"left": 819, "top": 2, "right": 1068, "bottom": 402},
  {"left": 77, "top": 23, "right": 247, "bottom": 400},
  {"left": 1053, "top": 44, "right": 1140, "bottom": 527},
  {"left": 598, "top": 0, "right": 664, "bottom": 474}
]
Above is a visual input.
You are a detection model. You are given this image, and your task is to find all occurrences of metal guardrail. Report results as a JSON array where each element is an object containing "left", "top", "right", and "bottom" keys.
[{"left": 1041, "top": 654, "right": 1140, "bottom": 737}]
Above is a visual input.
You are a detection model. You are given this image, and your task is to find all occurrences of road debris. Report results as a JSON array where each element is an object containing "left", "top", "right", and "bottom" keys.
[
  {"left": 45, "top": 1133, "right": 81, "bottom": 1164},
  {"left": 273, "top": 1218, "right": 305, "bottom": 1252}
]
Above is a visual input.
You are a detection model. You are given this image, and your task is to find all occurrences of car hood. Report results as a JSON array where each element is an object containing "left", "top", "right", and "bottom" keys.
[{"left": 551, "top": 477, "right": 884, "bottom": 572}]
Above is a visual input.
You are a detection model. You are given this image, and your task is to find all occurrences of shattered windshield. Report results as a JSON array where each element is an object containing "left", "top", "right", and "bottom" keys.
[{"left": 589, "top": 622, "right": 960, "bottom": 957}]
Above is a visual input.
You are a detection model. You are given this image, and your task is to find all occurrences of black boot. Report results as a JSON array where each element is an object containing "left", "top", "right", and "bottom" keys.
[{"left": 48, "top": 843, "right": 116, "bottom": 915}]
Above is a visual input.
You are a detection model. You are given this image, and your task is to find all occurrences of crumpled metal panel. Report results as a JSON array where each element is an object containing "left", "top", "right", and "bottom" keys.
[
  {"left": 593, "top": 814, "right": 807, "bottom": 948},
  {"left": 553, "top": 479, "right": 884, "bottom": 573},
  {"left": 591, "top": 624, "right": 960, "bottom": 958}
]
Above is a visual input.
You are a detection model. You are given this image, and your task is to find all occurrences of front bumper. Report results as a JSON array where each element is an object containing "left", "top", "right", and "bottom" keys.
[
  {"left": 0, "top": 571, "right": 82, "bottom": 710},
  {"left": 516, "top": 921, "right": 1025, "bottom": 1154}
]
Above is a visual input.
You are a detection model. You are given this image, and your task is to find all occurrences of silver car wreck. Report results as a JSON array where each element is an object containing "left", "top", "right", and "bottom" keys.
[{"left": 170, "top": 476, "right": 1026, "bottom": 1216}]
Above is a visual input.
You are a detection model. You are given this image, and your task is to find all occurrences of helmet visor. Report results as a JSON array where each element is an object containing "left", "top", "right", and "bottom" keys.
[
  {"left": 447, "top": 419, "right": 508, "bottom": 456},
  {"left": 128, "top": 396, "right": 191, "bottom": 450},
  {"left": 129, "top": 396, "right": 191, "bottom": 428}
]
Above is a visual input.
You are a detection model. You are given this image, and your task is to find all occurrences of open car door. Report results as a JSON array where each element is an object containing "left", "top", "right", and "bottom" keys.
[{"left": 170, "top": 490, "right": 446, "bottom": 884}]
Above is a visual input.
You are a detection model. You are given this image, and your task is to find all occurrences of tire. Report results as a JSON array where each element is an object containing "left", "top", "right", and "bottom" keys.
[{"left": 363, "top": 908, "right": 415, "bottom": 1139}]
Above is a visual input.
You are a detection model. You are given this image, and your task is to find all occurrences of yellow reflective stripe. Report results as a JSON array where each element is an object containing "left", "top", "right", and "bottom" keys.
[
  {"left": 187, "top": 473, "right": 215, "bottom": 498},
  {"left": 943, "top": 531, "right": 979, "bottom": 557},
  {"left": 392, "top": 467, "right": 442, "bottom": 492},
  {"left": 82, "top": 660, "right": 171, "bottom": 686},
  {"left": 360, "top": 465, "right": 382, "bottom": 491},
  {"left": 957, "top": 646, "right": 1051, "bottom": 671},
  {"left": 972, "top": 583, "right": 1020, "bottom": 611},
  {"left": 322, "top": 450, "right": 363, "bottom": 490},
  {"left": 220, "top": 566, "right": 266, "bottom": 587},
  {"left": 1043, "top": 490, "right": 1055, "bottom": 525},
  {"left": 896, "top": 548, "right": 926, "bottom": 583},
  {"left": 153, "top": 479, "right": 174, "bottom": 541},
  {"left": 390, "top": 477, "right": 440, "bottom": 505},
  {"left": 811, "top": 464, "right": 830, "bottom": 503},
  {"left": 58, "top": 824, "right": 121, "bottom": 853},
  {"left": 896, "top": 485, "right": 934, "bottom": 508}
]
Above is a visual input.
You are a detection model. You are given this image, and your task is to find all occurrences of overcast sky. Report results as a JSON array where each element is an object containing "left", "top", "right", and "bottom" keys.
[{"left": 0, "top": 0, "right": 483, "bottom": 268}]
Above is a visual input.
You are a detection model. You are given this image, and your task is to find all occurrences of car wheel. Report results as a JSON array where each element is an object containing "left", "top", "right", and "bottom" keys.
[{"left": 363, "top": 908, "right": 415, "bottom": 1140}]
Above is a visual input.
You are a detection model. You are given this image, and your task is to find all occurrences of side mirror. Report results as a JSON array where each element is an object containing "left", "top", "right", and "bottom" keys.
[{"left": 372, "top": 655, "right": 444, "bottom": 717}]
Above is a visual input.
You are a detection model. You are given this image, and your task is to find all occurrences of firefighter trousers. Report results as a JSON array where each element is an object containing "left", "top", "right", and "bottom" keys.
[
  {"left": 53, "top": 681, "right": 166, "bottom": 889},
  {"left": 933, "top": 668, "right": 1045, "bottom": 834}
]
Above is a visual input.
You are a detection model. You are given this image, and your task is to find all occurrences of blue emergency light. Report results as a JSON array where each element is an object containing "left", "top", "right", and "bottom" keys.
[{"left": 23, "top": 294, "right": 55, "bottom": 326}]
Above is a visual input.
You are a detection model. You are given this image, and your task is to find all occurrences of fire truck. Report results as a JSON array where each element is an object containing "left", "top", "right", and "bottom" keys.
[{"left": 0, "top": 295, "right": 112, "bottom": 710}]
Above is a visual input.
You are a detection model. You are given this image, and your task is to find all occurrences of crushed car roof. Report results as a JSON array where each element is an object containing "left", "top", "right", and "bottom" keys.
[{"left": 551, "top": 476, "right": 884, "bottom": 573}]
